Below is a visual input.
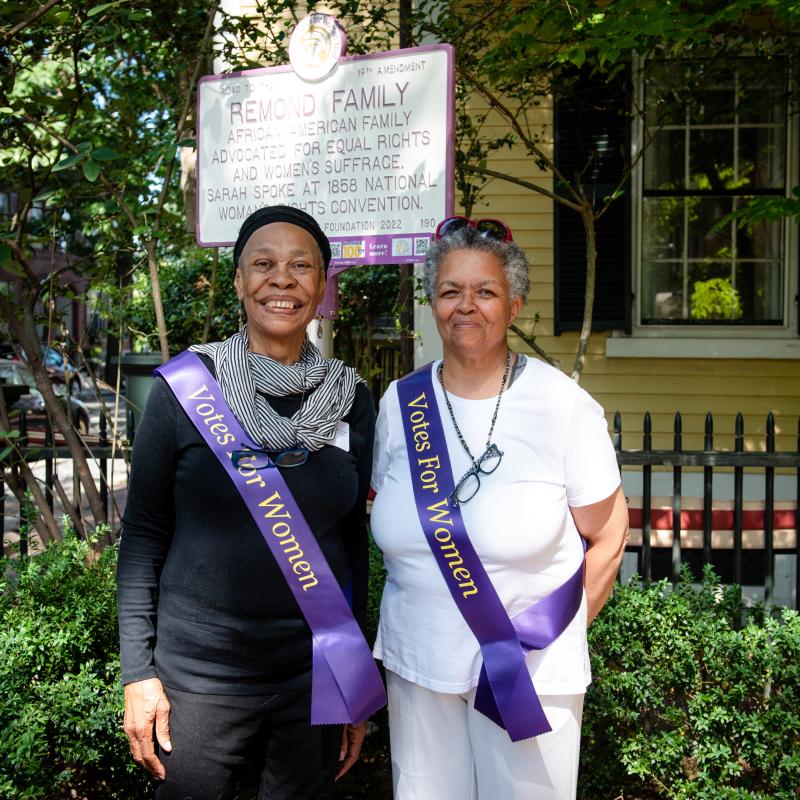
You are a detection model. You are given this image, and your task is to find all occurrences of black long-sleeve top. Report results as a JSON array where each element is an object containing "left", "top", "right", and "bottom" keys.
[{"left": 117, "top": 356, "right": 375, "bottom": 694}]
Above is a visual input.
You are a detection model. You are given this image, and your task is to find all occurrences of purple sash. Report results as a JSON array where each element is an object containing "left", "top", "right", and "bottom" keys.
[
  {"left": 396, "top": 364, "right": 584, "bottom": 741},
  {"left": 157, "top": 351, "right": 386, "bottom": 725}
]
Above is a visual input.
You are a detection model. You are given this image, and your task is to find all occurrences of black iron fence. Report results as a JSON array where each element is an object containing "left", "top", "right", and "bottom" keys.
[
  {"left": 3, "top": 406, "right": 799, "bottom": 609},
  {"left": 614, "top": 412, "right": 799, "bottom": 609},
  {"left": 1, "top": 411, "right": 121, "bottom": 556}
]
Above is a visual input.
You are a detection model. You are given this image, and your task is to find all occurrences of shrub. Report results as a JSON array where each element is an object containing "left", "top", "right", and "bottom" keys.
[
  {"left": 0, "top": 529, "right": 148, "bottom": 799},
  {"left": 126, "top": 251, "right": 239, "bottom": 353},
  {"left": 580, "top": 567, "right": 800, "bottom": 799},
  {"left": 366, "top": 533, "right": 387, "bottom": 647}
]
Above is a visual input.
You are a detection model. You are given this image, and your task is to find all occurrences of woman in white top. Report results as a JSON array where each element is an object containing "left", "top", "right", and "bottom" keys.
[{"left": 370, "top": 216, "right": 629, "bottom": 799}]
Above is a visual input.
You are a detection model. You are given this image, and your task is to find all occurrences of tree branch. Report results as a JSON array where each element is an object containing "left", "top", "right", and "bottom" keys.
[
  {"left": 152, "top": 0, "right": 219, "bottom": 231},
  {"left": 509, "top": 323, "right": 560, "bottom": 368},
  {"left": 7, "top": 239, "right": 41, "bottom": 284},
  {"left": 21, "top": 114, "right": 140, "bottom": 229},
  {"left": 201, "top": 248, "right": 219, "bottom": 344},
  {"left": 0, "top": 292, "right": 107, "bottom": 526},
  {"left": 0, "top": 388, "right": 61, "bottom": 544},
  {"left": 570, "top": 206, "right": 597, "bottom": 382},
  {"left": 52, "top": 473, "right": 86, "bottom": 538},
  {"left": 463, "top": 164, "right": 584, "bottom": 212},
  {"left": 145, "top": 0, "right": 220, "bottom": 362},
  {"left": 2, "top": 0, "right": 63, "bottom": 43},
  {"left": 461, "top": 68, "right": 584, "bottom": 206}
]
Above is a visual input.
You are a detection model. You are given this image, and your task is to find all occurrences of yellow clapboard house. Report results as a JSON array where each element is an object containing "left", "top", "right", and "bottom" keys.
[
  {"left": 418, "top": 90, "right": 800, "bottom": 454},
  {"left": 226, "top": 4, "right": 799, "bottom": 455}
]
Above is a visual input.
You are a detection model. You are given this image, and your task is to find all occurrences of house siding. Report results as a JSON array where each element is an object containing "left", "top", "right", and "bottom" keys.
[
  {"left": 469, "top": 103, "right": 800, "bottom": 452},
  {"left": 215, "top": 6, "right": 798, "bottom": 454}
]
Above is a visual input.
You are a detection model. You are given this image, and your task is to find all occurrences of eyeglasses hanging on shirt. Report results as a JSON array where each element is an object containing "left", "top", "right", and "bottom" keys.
[
  {"left": 231, "top": 446, "right": 310, "bottom": 470},
  {"left": 438, "top": 350, "right": 512, "bottom": 506}
]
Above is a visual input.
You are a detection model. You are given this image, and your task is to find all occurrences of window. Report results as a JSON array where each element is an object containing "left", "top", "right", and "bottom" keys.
[
  {"left": 0, "top": 191, "right": 18, "bottom": 219},
  {"left": 638, "top": 59, "right": 790, "bottom": 327}
]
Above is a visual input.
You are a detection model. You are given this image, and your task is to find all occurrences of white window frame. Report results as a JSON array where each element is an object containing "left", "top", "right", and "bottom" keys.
[{"left": 608, "top": 55, "right": 799, "bottom": 359}]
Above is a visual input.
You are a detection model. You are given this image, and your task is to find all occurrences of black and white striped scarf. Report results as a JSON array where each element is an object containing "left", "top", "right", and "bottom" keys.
[{"left": 191, "top": 327, "right": 363, "bottom": 452}]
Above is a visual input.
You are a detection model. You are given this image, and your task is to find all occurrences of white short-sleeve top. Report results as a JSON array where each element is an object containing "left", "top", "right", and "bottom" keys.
[{"left": 370, "top": 356, "right": 621, "bottom": 695}]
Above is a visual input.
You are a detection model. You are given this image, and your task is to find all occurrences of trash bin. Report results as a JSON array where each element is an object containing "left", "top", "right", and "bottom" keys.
[{"left": 115, "top": 353, "right": 165, "bottom": 438}]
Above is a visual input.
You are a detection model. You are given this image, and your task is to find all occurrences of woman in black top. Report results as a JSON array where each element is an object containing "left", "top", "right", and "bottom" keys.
[{"left": 117, "top": 206, "right": 376, "bottom": 799}]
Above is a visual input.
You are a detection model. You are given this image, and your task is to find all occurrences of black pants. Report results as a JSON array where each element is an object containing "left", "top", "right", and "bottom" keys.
[{"left": 154, "top": 685, "right": 342, "bottom": 800}]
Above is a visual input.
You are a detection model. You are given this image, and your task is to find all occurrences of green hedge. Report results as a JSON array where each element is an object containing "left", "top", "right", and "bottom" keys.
[
  {"left": 2, "top": 534, "right": 798, "bottom": 799},
  {"left": 0, "top": 532, "right": 148, "bottom": 799},
  {"left": 581, "top": 568, "right": 800, "bottom": 799}
]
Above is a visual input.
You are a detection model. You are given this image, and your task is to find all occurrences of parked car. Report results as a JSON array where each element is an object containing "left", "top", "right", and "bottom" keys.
[
  {"left": 0, "top": 360, "right": 89, "bottom": 434},
  {"left": 0, "top": 344, "right": 83, "bottom": 397},
  {"left": 40, "top": 346, "right": 82, "bottom": 397}
]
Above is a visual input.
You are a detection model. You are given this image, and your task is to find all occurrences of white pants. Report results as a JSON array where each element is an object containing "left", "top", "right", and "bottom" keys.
[{"left": 386, "top": 670, "right": 583, "bottom": 800}]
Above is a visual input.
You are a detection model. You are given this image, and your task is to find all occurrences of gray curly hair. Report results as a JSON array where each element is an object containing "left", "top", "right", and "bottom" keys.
[{"left": 422, "top": 227, "right": 531, "bottom": 302}]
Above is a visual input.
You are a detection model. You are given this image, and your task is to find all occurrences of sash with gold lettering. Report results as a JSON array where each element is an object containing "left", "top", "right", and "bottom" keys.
[
  {"left": 157, "top": 351, "right": 386, "bottom": 725},
  {"left": 397, "top": 364, "right": 584, "bottom": 741}
]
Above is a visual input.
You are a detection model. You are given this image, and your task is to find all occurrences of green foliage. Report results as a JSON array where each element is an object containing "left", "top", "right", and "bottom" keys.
[
  {"left": 581, "top": 568, "right": 800, "bottom": 799},
  {"left": 336, "top": 265, "right": 399, "bottom": 328},
  {"left": 0, "top": 531, "right": 148, "bottom": 799},
  {"left": 334, "top": 264, "right": 399, "bottom": 386},
  {"left": 0, "top": 0, "right": 395, "bottom": 341},
  {"left": 125, "top": 250, "right": 239, "bottom": 351},
  {"left": 690, "top": 278, "right": 743, "bottom": 321},
  {"left": 715, "top": 186, "right": 800, "bottom": 231},
  {"left": 414, "top": 0, "right": 800, "bottom": 378},
  {"left": 366, "top": 533, "right": 387, "bottom": 646}
]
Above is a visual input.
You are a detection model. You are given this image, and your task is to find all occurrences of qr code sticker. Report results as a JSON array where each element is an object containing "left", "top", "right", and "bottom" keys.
[
  {"left": 414, "top": 237, "right": 430, "bottom": 256},
  {"left": 330, "top": 242, "right": 342, "bottom": 259}
]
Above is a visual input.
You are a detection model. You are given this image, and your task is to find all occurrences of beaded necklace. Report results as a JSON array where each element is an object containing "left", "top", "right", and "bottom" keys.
[{"left": 437, "top": 349, "right": 512, "bottom": 463}]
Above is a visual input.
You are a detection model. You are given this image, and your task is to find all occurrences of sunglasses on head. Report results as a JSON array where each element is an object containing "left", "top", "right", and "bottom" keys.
[{"left": 435, "top": 216, "right": 513, "bottom": 242}]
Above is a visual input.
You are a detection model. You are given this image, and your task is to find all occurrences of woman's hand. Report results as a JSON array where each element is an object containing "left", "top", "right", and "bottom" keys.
[
  {"left": 123, "top": 677, "right": 172, "bottom": 780},
  {"left": 335, "top": 721, "right": 366, "bottom": 780}
]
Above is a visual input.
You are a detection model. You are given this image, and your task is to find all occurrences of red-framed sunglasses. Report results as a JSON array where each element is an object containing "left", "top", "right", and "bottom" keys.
[{"left": 435, "top": 215, "right": 513, "bottom": 242}]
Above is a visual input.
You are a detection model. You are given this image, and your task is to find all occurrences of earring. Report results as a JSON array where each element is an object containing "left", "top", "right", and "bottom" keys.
[
  {"left": 316, "top": 313, "right": 324, "bottom": 339},
  {"left": 238, "top": 305, "right": 244, "bottom": 333}
]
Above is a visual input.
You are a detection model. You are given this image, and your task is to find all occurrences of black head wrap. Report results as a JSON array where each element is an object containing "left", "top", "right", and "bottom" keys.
[{"left": 232, "top": 205, "right": 332, "bottom": 272}]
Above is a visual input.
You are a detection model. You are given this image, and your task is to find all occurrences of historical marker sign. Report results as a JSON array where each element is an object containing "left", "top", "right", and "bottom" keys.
[{"left": 197, "top": 44, "right": 454, "bottom": 267}]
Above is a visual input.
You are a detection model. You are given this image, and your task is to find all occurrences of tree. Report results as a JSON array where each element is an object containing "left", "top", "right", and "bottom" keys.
[
  {"left": 0, "top": 1, "right": 222, "bottom": 534},
  {"left": 124, "top": 249, "right": 239, "bottom": 352},
  {"left": 414, "top": 0, "right": 800, "bottom": 379},
  {"left": 0, "top": 0, "right": 396, "bottom": 539}
]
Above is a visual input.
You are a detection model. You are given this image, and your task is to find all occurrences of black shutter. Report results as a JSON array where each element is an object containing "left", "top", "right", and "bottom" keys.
[{"left": 553, "top": 69, "right": 632, "bottom": 334}]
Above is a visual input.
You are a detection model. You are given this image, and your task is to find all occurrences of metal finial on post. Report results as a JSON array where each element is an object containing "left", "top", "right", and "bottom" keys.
[
  {"left": 703, "top": 412, "right": 713, "bottom": 568},
  {"left": 764, "top": 413, "right": 775, "bottom": 608},
  {"left": 733, "top": 413, "right": 744, "bottom": 592},
  {"left": 672, "top": 411, "right": 682, "bottom": 584}
]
